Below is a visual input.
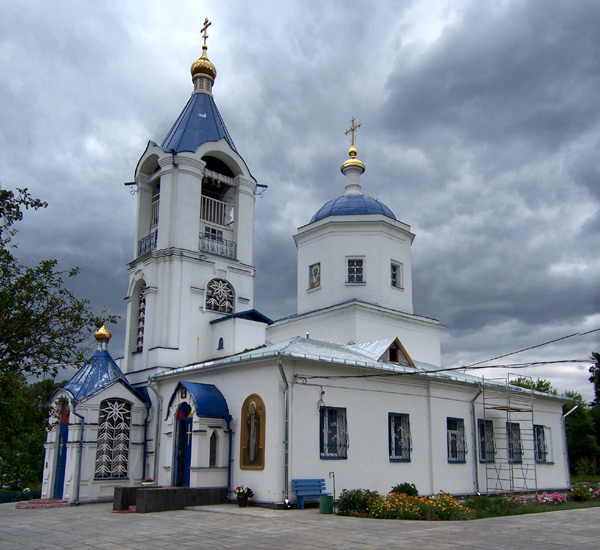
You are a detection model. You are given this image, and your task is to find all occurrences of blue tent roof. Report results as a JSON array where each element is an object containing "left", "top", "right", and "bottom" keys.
[
  {"left": 310, "top": 195, "right": 396, "bottom": 223},
  {"left": 166, "top": 382, "right": 231, "bottom": 421},
  {"left": 64, "top": 349, "right": 148, "bottom": 404},
  {"left": 161, "top": 92, "right": 237, "bottom": 154}
]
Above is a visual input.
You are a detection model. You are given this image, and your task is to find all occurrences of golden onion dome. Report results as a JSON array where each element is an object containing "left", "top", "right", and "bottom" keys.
[
  {"left": 94, "top": 324, "right": 112, "bottom": 343},
  {"left": 340, "top": 144, "right": 366, "bottom": 173},
  {"left": 191, "top": 45, "right": 217, "bottom": 84}
]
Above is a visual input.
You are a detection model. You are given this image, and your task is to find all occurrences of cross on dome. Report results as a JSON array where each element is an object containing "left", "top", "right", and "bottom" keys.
[
  {"left": 344, "top": 117, "right": 362, "bottom": 147},
  {"left": 200, "top": 18, "right": 212, "bottom": 49}
]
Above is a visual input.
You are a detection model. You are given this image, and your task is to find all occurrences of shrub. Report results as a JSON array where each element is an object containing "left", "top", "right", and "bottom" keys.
[
  {"left": 462, "top": 495, "right": 524, "bottom": 518},
  {"left": 390, "top": 482, "right": 418, "bottom": 497},
  {"left": 368, "top": 492, "right": 471, "bottom": 521},
  {"left": 569, "top": 485, "right": 592, "bottom": 502},
  {"left": 534, "top": 491, "right": 568, "bottom": 505},
  {"left": 336, "top": 488, "right": 380, "bottom": 517}
]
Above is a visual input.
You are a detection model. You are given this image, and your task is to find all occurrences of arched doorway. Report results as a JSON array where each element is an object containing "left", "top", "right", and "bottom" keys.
[
  {"left": 53, "top": 402, "right": 69, "bottom": 499},
  {"left": 174, "top": 403, "right": 193, "bottom": 486}
]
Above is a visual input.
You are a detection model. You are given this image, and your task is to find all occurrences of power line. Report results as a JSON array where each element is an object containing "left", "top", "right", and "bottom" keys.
[{"left": 463, "top": 328, "right": 600, "bottom": 368}]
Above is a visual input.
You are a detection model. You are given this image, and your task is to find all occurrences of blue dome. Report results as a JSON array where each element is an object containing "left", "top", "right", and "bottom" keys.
[{"left": 310, "top": 195, "right": 396, "bottom": 223}]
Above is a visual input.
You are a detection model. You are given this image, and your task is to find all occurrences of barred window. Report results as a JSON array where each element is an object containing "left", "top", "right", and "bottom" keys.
[
  {"left": 507, "top": 422, "right": 522, "bottom": 464},
  {"left": 320, "top": 407, "right": 348, "bottom": 459},
  {"left": 95, "top": 399, "right": 131, "bottom": 479},
  {"left": 534, "top": 424, "right": 548, "bottom": 463},
  {"left": 347, "top": 258, "right": 364, "bottom": 283},
  {"left": 478, "top": 419, "right": 495, "bottom": 463},
  {"left": 389, "top": 413, "right": 411, "bottom": 461},
  {"left": 136, "top": 284, "right": 146, "bottom": 352},
  {"left": 447, "top": 417, "right": 467, "bottom": 463},
  {"left": 206, "top": 278, "right": 234, "bottom": 313}
]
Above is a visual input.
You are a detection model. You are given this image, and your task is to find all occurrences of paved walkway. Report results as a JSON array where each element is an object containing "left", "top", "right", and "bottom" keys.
[{"left": 2, "top": 501, "right": 600, "bottom": 549}]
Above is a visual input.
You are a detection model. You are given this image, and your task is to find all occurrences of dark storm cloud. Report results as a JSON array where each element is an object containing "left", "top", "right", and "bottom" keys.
[{"left": 1, "top": 0, "right": 598, "bottom": 397}]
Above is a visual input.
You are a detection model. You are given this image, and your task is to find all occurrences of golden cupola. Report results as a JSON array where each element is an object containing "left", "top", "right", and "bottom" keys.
[{"left": 191, "top": 18, "right": 217, "bottom": 86}]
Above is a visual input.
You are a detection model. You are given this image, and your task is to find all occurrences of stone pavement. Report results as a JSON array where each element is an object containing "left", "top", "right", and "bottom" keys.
[{"left": 2, "top": 501, "right": 600, "bottom": 549}]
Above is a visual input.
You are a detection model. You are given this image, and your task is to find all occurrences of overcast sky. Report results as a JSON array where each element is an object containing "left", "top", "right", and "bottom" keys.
[{"left": 2, "top": 0, "right": 598, "bottom": 399}]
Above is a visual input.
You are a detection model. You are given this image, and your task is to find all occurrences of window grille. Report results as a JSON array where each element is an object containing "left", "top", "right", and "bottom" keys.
[
  {"left": 136, "top": 284, "right": 146, "bottom": 351},
  {"left": 447, "top": 417, "right": 467, "bottom": 463},
  {"left": 206, "top": 278, "right": 234, "bottom": 313},
  {"left": 347, "top": 259, "right": 364, "bottom": 283},
  {"left": 320, "top": 407, "right": 348, "bottom": 459},
  {"left": 507, "top": 422, "right": 523, "bottom": 464},
  {"left": 94, "top": 399, "right": 131, "bottom": 479},
  {"left": 478, "top": 419, "right": 495, "bottom": 463},
  {"left": 534, "top": 424, "right": 548, "bottom": 463},
  {"left": 389, "top": 413, "right": 412, "bottom": 461}
]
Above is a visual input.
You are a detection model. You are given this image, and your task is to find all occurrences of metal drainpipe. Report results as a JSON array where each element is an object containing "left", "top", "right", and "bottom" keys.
[
  {"left": 277, "top": 357, "right": 290, "bottom": 502},
  {"left": 470, "top": 387, "right": 483, "bottom": 495},
  {"left": 146, "top": 376, "right": 162, "bottom": 483},
  {"left": 562, "top": 403, "right": 579, "bottom": 486},
  {"left": 72, "top": 407, "right": 85, "bottom": 505}
]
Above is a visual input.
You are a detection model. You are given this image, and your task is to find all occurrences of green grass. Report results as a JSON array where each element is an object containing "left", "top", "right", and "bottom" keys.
[
  {"left": 462, "top": 495, "right": 600, "bottom": 520},
  {"left": 572, "top": 475, "right": 600, "bottom": 484}
]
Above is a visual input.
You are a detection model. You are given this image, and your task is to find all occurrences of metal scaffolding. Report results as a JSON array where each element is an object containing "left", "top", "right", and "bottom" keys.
[{"left": 481, "top": 374, "right": 537, "bottom": 494}]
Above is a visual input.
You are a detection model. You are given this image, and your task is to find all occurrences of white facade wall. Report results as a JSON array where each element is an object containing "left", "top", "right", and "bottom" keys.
[{"left": 295, "top": 216, "right": 415, "bottom": 315}]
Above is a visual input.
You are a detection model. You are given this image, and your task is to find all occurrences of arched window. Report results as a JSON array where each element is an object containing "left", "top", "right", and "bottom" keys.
[
  {"left": 217, "top": 337, "right": 224, "bottom": 350},
  {"left": 95, "top": 399, "right": 131, "bottom": 479},
  {"left": 206, "top": 279, "right": 234, "bottom": 313},
  {"left": 240, "top": 394, "right": 266, "bottom": 470},
  {"left": 209, "top": 431, "right": 218, "bottom": 467},
  {"left": 136, "top": 283, "right": 146, "bottom": 351}
]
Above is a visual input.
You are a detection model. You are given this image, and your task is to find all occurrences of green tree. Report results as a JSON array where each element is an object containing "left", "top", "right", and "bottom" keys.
[
  {"left": 0, "top": 187, "right": 115, "bottom": 490},
  {"left": 563, "top": 390, "right": 600, "bottom": 475},
  {"left": 509, "top": 376, "right": 558, "bottom": 395},
  {"left": 588, "top": 352, "right": 600, "bottom": 407},
  {"left": 0, "top": 188, "right": 112, "bottom": 377},
  {"left": 0, "top": 374, "right": 64, "bottom": 491}
]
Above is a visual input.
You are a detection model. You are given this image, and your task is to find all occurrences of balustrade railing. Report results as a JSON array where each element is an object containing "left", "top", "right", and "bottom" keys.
[
  {"left": 199, "top": 234, "right": 236, "bottom": 259},
  {"left": 200, "top": 195, "right": 233, "bottom": 227},
  {"left": 138, "top": 229, "right": 158, "bottom": 256}
]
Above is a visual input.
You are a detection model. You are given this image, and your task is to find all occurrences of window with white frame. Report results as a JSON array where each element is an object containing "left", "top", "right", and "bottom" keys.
[
  {"left": 390, "top": 262, "right": 403, "bottom": 289},
  {"left": 204, "top": 226, "right": 223, "bottom": 241},
  {"left": 534, "top": 424, "right": 549, "bottom": 463},
  {"left": 346, "top": 258, "right": 364, "bottom": 283},
  {"left": 507, "top": 422, "right": 522, "bottom": 463},
  {"left": 447, "top": 417, "right": 467, "bottom": 463},
  {"left": 320, "top": 407, "right": 348, "bottom": 459},
  {"left": 389, "top": 413, "right": 411, "bottom": 461},
  {"left": 95, "top": 399, "right": 131, "bottom": 479},
  {"left": 478, "top": 419, "right": 495, "bottom": 463},
  {"left": 150, "top": 182, "right": 160, "bottom": 229}
]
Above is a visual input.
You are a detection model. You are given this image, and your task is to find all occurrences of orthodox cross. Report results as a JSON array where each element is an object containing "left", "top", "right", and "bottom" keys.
[
  {"left": 186, "top": 424, "right": 193, "bottom": 446},
  {"left": 200, "top": 18, "right": 212, "bottom": 48},
  {"left": 102, "top": 305, "right": 107, "bottom": 320},
  {"left": 344, "top": 117, "right": 362, "bottom": 146}
]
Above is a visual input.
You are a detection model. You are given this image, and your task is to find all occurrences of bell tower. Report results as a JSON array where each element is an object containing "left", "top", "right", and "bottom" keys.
[{"left": 123, "top": 21, "right": 260, "bottom": 379}]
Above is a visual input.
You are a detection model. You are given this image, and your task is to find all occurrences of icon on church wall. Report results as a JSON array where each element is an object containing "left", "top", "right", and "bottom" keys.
[
  {"left": 240, "top": 394, "right": 265, "bottom": 470},
  {"left": 309, "top": 263, "right": 321, "bottom": 289}
]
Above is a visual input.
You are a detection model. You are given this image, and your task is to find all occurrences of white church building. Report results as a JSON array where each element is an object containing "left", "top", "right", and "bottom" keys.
[{"left": 42, "top": 24, "right": 571, "bottom": 506}]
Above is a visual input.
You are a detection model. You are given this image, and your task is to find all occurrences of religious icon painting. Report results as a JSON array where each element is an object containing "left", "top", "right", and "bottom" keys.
[
  {"left": 240, "top": 394, "right": 265, "bottom": 470},
  {"left": 309, "top": 263, "right": 321, "bottom": 289}
]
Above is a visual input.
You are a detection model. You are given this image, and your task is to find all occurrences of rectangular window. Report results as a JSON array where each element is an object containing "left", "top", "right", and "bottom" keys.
[
  {"left": 320, "top": 407, "right": 348, "bottom": 459},
  {"left": 447, "top": 417, "right": 467, "bottom": 463},
  {"left": 478, "top": 419, "right": 495, "bottom": 463},
  {"left": 150, "top": 183, "right": 160, "bottom": 229},
  {"left": 389, "top": 413, "right": 411, "bottom": 462},
  {"left": 347, "top": 258, "right": 364, "bottom": 283},
  {"left": 204, "top": 226, "right": 224, "bottom": 241},
  {"left": 391, "top": 262, "right": 403, "bottom": 289},
  {"left": 507, "top": 422, "right": 522, "bottom": 463},
  {"left": 534, "top": 425, "right": 548, "bottom": 463}
]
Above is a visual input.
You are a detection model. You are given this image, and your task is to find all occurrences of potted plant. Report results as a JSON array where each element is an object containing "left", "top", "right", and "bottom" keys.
[
  {"left": 233, "top": 485, "right": 254, "bottom": 507},
  {"left": 141, "top": 477, "right": 156, "bottom": 487}
]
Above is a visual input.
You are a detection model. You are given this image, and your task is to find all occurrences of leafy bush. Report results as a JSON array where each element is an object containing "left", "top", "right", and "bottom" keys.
[
  {"left": 336, "top": 488, "right": 380, "bottom": 517},
  {"left": 534, "top": 491, "right": 568, "bottom": 505},
  {"left": 462, "top": 495, "right": 526, "bottom": 518},
  {"left": 569, "top": 485, "right": 592, "bottom": 501},
  {"left": 390, "top": 482, "right": 418, "bottom": 496},
  {"left": 368, "top": 492, "right": 471, "bottom": 520}
]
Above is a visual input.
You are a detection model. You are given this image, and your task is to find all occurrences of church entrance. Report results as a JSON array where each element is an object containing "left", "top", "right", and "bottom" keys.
[
  {"left": 174, "top": 403, "right": 192, "bottom": 486},
  {"left": 53, "top": 404, "right": 69, "bottom": 499}
]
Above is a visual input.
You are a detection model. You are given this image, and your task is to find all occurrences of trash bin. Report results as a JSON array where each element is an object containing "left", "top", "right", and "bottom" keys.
[{"left": 320, "top": 494, "right": 333, "bottom": 514}]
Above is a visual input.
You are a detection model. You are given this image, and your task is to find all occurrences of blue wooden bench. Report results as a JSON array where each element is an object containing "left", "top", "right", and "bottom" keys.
[{"left": 292, "top": 478, "right": 330, "bottom": 510}]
